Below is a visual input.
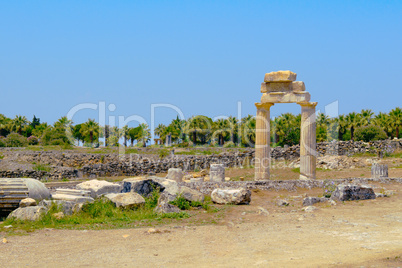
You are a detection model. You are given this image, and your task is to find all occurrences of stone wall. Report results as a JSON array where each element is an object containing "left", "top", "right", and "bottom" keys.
[{"left": 0, "top": 139, "right": 400, "bottom": 180}]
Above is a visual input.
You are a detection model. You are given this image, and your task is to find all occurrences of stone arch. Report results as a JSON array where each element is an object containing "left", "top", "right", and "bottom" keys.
[{"left": 255, "top": 71, "right": 317, "bottom": 180}]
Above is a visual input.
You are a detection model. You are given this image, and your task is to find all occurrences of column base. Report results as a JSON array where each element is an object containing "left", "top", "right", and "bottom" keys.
[{"left": 255, "top": 172, "right": 270, "bottom": 181}]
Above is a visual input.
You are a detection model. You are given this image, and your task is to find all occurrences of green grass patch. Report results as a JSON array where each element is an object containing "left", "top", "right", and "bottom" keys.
[
  {"left": 291, "top": 167, "right": 300, "bottom": 173},
  {"left": 32, "top": 163, "right": 51, "bottom": 172},
  {"left": 352, "top": 152, "right": 376, "bottom": 157},
  {"left": 0, "top": 191, "right": 190, "bottom": 232}
]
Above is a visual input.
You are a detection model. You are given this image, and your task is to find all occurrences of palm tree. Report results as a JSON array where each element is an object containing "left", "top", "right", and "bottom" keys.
[
  {"left": 0, "top": 114, "right": 11, "bottom": 137},
  {"left": 121, "top": 125, "right": 130, "bottom": 147},
  {"left": 154, "top": 124, "right": 167, "bottom": 141},
  {"left": 137, "top": 123, "right": 151, "bottom": 147},
  {"left": 389, "top": 107, "right": 402, "bottom": 138},
  {"left": 54, "top": 116, "right": 73, "bottom": 130},
  {"left": 346, "top": 112, "right": 360, "bottom": 140},
  {"left": 240, "top": 115, "right": 256, "bottom": 147},
  {"left": 359, "top": 109, "right": 374, "bottom": 126},
  {"left": 80, "top": 119, "right": 100, "bottom": 145},
  {"left": 373, "top": 112, "right": 392, "bottom": 138},
  {"left": 185, "top": 116, "right": 213, "bottom": 145},
  {"left": 226, "top": 116, "right": 238, "bottom": 143},
  {"left": 213, "top": 119, "right": 229, "bottom": 146},
  {"left": 9, "top": 115, "right": 29, "bottom": 135},
  {"left": 335, "top": 114, "right": 348, "bottom": 141}
]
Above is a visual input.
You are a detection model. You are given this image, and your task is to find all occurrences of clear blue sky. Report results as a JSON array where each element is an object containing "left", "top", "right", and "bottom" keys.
[{"left": 1, "top": 0, "right": 401, "bottom": 128}]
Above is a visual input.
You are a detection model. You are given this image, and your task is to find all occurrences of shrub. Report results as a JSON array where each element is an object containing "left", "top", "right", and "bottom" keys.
[
  {"left": 158, "top": 149, "right": 169, "bottom": 159},
  {"left": 27, "top": 136, "right": 39, "bottom": 145},
  {"left": 354, "top": 125, "right": 387, "bottom": 142},
  {"left": 0, "top": 137, "right": 6, "bottom": 147},
  {"left": 223, "top": 141, "right": 235, "bottom": 148},
  {"left": 5, "top": 133, "right": 28, "bottom": 147}
]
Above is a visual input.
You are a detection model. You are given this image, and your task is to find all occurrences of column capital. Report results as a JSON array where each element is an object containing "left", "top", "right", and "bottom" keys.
[
  {"left": 297, "top": 101, "right": 317, "bottom": 108},
  {"left": 255, "top": 102, "right": 274, "bottom": 110}
]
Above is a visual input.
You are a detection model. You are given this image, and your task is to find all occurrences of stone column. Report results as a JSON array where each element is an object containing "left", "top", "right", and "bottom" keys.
[
  {"left": 254, "top": 102, "right": 274, "bottom": 180},
  {"left": 299, "top": 102, "right": 317, "bottom": 180}
]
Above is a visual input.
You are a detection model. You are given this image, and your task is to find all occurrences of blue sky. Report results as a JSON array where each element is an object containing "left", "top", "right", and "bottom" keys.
[{"left": 1, "top": 0, "right": 401, "bottom": 128}]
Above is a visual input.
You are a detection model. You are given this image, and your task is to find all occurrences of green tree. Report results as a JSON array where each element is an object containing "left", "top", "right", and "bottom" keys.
[
  {"left": 72, "top": 124, "right": 83, "bottom": 146},
  {"left": 80, "top": 119, "right": 100, "bottom": 145},
  {"left": 389, "top": 107, "right": 402, "bottom": 138},
  {"left": 137, "top": 123, "right": 151, "bottom": 147},
  {"left": 9, "top": 115, "right": 29, "bottom": 135},
  {"left": 121, "top": 125, "right": 130, "bottom": 147},
  {"left": 346, "top": 112, "right": 360, "bottom": 141}
]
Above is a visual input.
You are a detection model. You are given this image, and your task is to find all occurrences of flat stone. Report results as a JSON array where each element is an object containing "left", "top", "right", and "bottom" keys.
[
  {"left": 123, "top": 176, "right": 179, "bottom": 197},
  {"left": 302, "top": 197, "right": 327, "bottom": 206},
  {"left": 292, "top": 81, "right": 305, "bottom": 91},
  {"left": 105, "top": 192, "right": 145, "bottom": 208},
  {"left": 264, "top": 70, "right": 297, "bottom": 82},
  {"left": 166, "top": 168, "right": 184, "bottom": 182},
  {"left": 261, "top": 91, "right": 310, "bottom": 104},
  {"left": 154, "top": 202, "right": 181, "bottom": 214},
  {"left": 303, "top": 206, "right": 318, "bottom": 213},
  {"left": 277, "top": 199, "right": 289, "bottom": 206},
  {"left": 260, "top": 82, "right": 292, "bottom": 93},
  {"left": 51, "top": 194, "right": 94, "bottom": 204},
  {"left": 179, "top": 186, "right": 204, "bottom": 203},
  {"left": 7, "top": 206, "right": 47, "bottom": 221},
  {"left": 331, "top": 184, "right": 376, "bottom": 201},
  {"left": 211, "top": 188, "right": 251, "bottom": 205},
  {"left": 19, "top": 198, "right": 37, "bottom": 208},
  {"left": 76, "top": 179, "right": 122, "bottom": 198}
]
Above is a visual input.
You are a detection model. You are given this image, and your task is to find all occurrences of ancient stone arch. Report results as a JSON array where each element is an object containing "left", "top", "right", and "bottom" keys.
[{"left": 255, "top": 71, "right": 317, "bottom": 180}]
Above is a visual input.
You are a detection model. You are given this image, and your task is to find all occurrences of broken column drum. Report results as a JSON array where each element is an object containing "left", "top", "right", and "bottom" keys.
[{"left": 255, "top": 71, "right": 317, "bottom": 180}]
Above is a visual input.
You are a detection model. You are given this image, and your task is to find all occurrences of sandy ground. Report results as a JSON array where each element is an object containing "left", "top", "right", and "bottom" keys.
[{"left": 1, "top": 183, "right": 402, "bottom": 267}]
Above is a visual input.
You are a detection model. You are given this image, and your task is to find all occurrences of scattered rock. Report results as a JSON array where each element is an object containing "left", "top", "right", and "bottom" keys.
[
  {"left": 2, "top": 238, "right": 7, "bottom": 244},
  {"left": 211, "top": 188, "right": 251, "bottom": 205},
  {"left": 210, "top": 164, "right": 225, "bottom": 182},
  {"left": 302, "top": 206, "right": 318, "bottom": 213},
  {"left": 302, "top": 197, "right": 327, "bottom": 206},
  {"left": 39, "top": 200, "right": 81, "bottom": 215},
  {"left": 123, "top": 176, "right": 179, "bottom": 197},
  {"left": 331, "top": 184, "right": 376, "bottom": 201},
  {"left": 166, "top": 168, "right": 184, "bottom": 182},
  {"left": 257, "top": 207, "right": 269, "bottom": 216},
  {"left": 7, "top": 206, "right": 47, "bottom": 221},
  {"left": 277, "top": 199, "right": 289, "bottom": 207},
  {"left": 76, "top": 179, "right": 122, "bottom": 198},
  {"left": 179, "top": 186, "right": 204, "bottom": 203},
  {"left": 154, "top": 203, "right": 181, "bottom": 214},
  {"left": 147, "top": 228, "right": 161, "bottom": 234},
  {"left": 328, "top": 200, "right": 337, "bottom": 206},
  {"left": 52, "top": 212, "right": 65, "bottom": 220},
  {"left": 19, "top": 198, "right": 37, "bottom": 208},
  {"left": 105, "top": 192, "right": 145, "bottom": 208},
  {"left": 190, "top": 177, "right": 204, "bottom": 183}
]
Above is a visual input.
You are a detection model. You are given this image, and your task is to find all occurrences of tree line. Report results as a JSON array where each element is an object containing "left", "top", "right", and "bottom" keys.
[{"left": 0, "top": 107, "right": 400, "bottom": 148}]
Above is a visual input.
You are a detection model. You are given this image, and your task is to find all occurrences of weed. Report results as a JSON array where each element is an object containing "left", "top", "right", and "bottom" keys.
[
  {"left": 158, "top": 149, "right": 169, "bottom": 159},
  {"left": 0, "top": 154, "right": 4, "bottom": 159},
  {"left": 33, "top": 164, "right": 51, "bottom": 172}
]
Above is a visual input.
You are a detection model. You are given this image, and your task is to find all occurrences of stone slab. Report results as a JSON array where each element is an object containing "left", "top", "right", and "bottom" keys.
[
  {"left": 261, "top": 91, "right": 310, "bottom": 103},
  {"left": 264, "top": 70, "right": 296, "bottom": 82}
]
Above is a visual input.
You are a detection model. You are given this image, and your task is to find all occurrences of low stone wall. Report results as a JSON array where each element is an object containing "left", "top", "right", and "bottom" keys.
[
  {"left": 179, "top": 177, "right": 402, "bottom": 195},
  {"left": 0, "top": 140, "right": 400, "bottom": 180}
]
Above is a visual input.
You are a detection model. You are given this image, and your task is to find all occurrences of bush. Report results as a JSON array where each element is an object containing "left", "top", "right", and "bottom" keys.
[
  {"left": 223, "top": 141, "right": 235, "bottom": 148},
  {"left": 4, "top": 133, "right": 28, "bottom": 147},
  {"left": 41, "top": 127, "right": 71, "bottom": 146},
  {"left": 354, "top": 125, "right": 387, "bottom": 142},
  {"left": 0, "top": 137, "right": 6, "bottom": 147},
  {"left": 27, "top": 136, "right": 39, "bottom": 145},
  {"left": 158, "top": 149, "right": 169, "bottom": 159}
]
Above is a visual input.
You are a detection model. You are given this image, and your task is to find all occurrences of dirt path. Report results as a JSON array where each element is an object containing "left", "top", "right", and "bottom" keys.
[{"left": 1, "top": 184, "right": 402, "bottom": 267}]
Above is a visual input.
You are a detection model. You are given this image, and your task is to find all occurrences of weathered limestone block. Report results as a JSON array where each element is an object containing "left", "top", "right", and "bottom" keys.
[
  {"left": 7, "top": 206, "right": 47, "bottom": 221},
  {"left": 260, "top": 81, "right": 306, "bottom": 93},
  {"left": 260, "top": 82, "right": 292, "bottom": 93},
  {"left": 261, "top": 91, "right": 311, "bottom": 104},
  {"left": 264, "top": 70, "right": 297, "bottom": 82},
  {"left": 371, "top": 164, "right": 388, "bottom": 178},
  {"left": 179, "top": 186, "right": 204, "bottom": 203},
  {"left": 76, "top": 179, "right": 122, "bottom": 198},
  {"left": 52, "top": 188, "right": 94, "bottom": 203},
  {"left": 211, "top": 188, "right": 251, "bottom": 205},
  {"left": 105, "top": 192, "right": 145, "bottom": 208},
  {"left": 210, "top": 164, "right": 225, "bottom": 182},
  {"left": 39, "top": 200, "right": 82, "bottom": 215},
  {"left": 123, "top": 176, "right": 179, "bottom": 197},
  {"left": 167, "top": 168, "right": 184, "bottom": 182},
  {"left": 302, "top": 196, "right": 327, "bottom": 206},
  {"left": 154, "top": 202, "right": 181, "bottom": 214},
  {"left": 19, "top": 198, "right": 37, "bottom": 208},
  {"left": 291, "top": 81, "right": 306, "bottom": 91},
  {"left": 331, "top": 184, "right": 376, "bottom": 201}
]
